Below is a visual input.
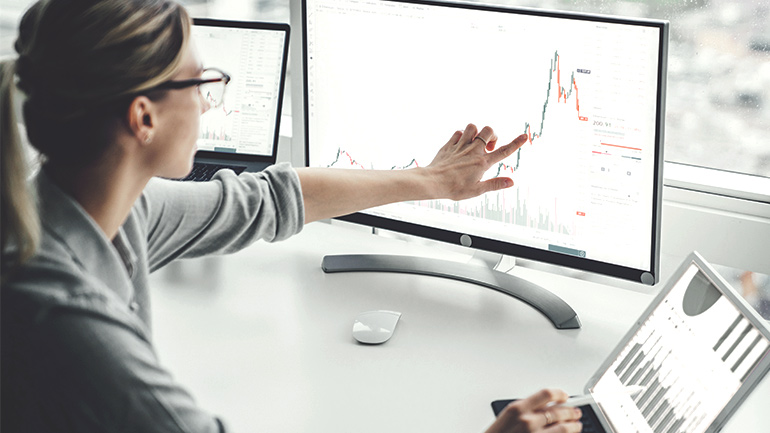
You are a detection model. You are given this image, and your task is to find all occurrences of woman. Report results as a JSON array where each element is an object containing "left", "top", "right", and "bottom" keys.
[{"left": 0, "top": 0, "right": 582, "bottom": 432}]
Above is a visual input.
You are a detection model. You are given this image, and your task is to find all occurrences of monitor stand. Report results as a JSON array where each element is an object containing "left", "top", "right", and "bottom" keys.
[{"left": 321, "top": 253, "right": 581, "bottom": 329}]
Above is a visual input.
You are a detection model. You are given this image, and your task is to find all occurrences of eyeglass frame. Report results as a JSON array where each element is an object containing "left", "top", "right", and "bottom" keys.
[{"left": 148, "top": 67, "right": 231, "bottom": 107}]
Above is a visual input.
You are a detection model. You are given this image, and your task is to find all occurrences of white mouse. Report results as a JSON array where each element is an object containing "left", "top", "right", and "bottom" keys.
[{"left": 352, "top": 310, "right": 402, "bottom": 344}]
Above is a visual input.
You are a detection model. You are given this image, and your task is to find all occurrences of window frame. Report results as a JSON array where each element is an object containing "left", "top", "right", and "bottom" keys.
[{"left": 664, "top": 162, "right": 770, "bottom": 206}]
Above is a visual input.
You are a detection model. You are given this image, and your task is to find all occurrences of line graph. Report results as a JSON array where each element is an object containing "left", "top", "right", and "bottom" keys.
[
  {"left": 322, "top": 49, "right": 596, "bottom": 178},
  {"left": 319, "top": 49, "right": 594, "bottom": 238},
  {"left": 492, "top": 151, "right": 522, "bottom": 177},
  {"left": 329, "top": 145, "right": 518, "bottom": 175},
  {"left": 327, "top": 148, "right": 420, "bottom": 170}
]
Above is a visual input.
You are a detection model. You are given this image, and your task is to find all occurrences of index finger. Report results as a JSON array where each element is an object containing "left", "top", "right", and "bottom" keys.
[
  {"left": 486, "top": 133, "right": 527, "bottom": 164},
  {"left": 517, "top": 389, "right": 570, "bottom": 412}
]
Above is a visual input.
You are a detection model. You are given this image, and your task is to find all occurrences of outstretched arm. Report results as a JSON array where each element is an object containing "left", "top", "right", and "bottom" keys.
[{"left": 296, "top": 123, "right": 527, "bottom": 224}]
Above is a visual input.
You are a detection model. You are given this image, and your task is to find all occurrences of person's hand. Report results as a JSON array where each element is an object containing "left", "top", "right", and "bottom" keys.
[
  {"left": 425, "top": 123, "right": 527, "bottom": 201},
  {"left": 485, "top": 389, "right": 583, "bottom": 433},
  {"left": 296, "top": 123, "right": 527, "bottom": 223}
]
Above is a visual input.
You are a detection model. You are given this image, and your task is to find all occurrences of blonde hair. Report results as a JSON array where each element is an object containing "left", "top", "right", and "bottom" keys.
[
  {"left": 1, "top": 0, "right": 191, "bottom": 272},
  {"left": 1, "top": 60, "right": 39, "bottom": 269}
]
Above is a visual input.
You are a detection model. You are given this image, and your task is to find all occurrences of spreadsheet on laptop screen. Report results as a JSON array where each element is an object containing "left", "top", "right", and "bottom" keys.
[{"left": 192, "top": 23, "right": 286, "bottom": 157}]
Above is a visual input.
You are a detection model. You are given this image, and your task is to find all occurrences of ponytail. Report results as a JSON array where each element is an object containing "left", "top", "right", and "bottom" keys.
[{"left": 1, "top": 59, "right": 40, "bottom": 273}]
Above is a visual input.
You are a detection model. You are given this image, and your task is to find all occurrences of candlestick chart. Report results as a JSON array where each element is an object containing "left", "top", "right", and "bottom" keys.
[{"left": 323, "top": 49, "right": 590, "bottom": 240}]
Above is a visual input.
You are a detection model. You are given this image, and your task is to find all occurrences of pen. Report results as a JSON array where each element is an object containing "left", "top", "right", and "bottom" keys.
[
  {"left": 561, "top": 394, "right": 594, "bottom": 407},
  {"left": 560, "top": 385, "right": 646, "bottom": 408}
]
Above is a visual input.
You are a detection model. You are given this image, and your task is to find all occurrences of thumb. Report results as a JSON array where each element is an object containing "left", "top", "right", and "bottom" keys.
[{"left": 479, "top": 177, "right": 514, "bottom": 194}]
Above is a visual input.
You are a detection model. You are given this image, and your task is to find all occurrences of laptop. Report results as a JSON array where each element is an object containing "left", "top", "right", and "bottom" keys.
[
  {"left": 182, "top": 18, "right": 290, "bottom": 181},
  {"left": 492, "top": 251, "right": 770, "bottom": 433}
]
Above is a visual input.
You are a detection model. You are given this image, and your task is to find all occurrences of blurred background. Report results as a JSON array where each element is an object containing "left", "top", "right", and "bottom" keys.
[{"left": 1, "top": 0, "right": 767, "bottom": 317}]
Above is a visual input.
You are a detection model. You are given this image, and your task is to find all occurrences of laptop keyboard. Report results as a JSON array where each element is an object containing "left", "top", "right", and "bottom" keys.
[{"left": 180, "top": 162, "right": 247, "bottom": 182}]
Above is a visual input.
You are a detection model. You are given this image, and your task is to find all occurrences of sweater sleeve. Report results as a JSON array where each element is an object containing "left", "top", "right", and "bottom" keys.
[
  {"left": 10, "top": 298, "right": 226, "bottom": 433},
  {"left": 135, "top": 163, "right": 305, "bottom": 272}
]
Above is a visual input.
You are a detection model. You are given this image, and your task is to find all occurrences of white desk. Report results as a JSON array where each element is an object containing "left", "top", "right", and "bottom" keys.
[{"left": 149, "top": 222, "right": 769, "bottom": 433}]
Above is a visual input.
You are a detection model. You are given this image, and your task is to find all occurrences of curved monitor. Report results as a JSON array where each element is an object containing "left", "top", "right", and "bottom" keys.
[{"left": 302, "top": 0, "right": 668, "bottom": 285}]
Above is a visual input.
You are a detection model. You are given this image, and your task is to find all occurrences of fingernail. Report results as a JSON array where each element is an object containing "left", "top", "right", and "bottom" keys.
[{"left": 504, "top": 179, "right": 513, "bottom": 187}]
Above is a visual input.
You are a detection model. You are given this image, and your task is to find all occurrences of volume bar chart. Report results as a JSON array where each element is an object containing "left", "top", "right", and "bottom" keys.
[{"left": 410, "top": 188, "right": 574, "bottom": 235}]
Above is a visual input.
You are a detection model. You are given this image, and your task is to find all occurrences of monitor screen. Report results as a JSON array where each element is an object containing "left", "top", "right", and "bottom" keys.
[
  {"left": 192, "top": 19, "right": 289, "bottom": 158},
  {"left": 303, "top": 0, "right": 668, "bottom": 284}
]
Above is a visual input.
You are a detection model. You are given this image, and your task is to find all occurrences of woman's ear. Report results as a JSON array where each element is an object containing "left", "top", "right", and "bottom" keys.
[{"left": 126, "top": 95, "right": 156, "bottom": 145}]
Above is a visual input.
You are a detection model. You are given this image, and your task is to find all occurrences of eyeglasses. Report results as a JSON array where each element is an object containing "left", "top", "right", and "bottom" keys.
[{"left": 151, "top": 67, "right": 231, "bottom": 109}]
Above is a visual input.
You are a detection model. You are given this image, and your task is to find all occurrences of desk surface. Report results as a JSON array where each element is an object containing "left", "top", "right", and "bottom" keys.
[{"left": 149, "top": 222, "right": 768, "bottom": 433}]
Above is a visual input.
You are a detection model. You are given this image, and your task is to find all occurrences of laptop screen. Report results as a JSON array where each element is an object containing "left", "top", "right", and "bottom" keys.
[
  {"left": 191, "top": 19, "right": 289, "bottom": 160},
  {"left": 589, "top": 260, "right": 770, "bottom": 433}
]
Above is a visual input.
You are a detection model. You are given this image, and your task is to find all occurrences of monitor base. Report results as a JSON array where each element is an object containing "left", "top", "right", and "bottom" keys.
[{"left": 322, "top": 254, "right": 581, "bottom": 330}]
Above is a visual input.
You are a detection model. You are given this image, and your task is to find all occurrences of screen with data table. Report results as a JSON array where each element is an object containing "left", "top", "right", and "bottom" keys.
[
  {"left": 192, "top": 20, "right": 288, "bottom": 157},
  {"left": 303, "top": 0, "right": 668, "bottom": 283}
]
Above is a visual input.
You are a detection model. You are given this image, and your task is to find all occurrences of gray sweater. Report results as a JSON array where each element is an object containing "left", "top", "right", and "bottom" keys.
[{"left": 1, "top": 163, "right": 305, "bottom": 432}]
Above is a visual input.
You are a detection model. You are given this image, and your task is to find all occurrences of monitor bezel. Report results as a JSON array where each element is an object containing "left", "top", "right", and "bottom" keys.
[{"left": 302, "top": 0, "right": 669, "bottom": 284}]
